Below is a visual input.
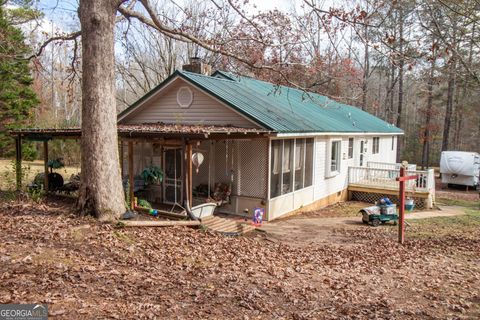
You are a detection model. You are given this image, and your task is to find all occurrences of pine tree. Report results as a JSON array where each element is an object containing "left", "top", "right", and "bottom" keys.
[{"left": 0, "top": 1, "right": 38, "bottom": 158}]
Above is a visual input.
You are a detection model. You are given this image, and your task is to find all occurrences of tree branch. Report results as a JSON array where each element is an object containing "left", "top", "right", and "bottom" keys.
[{"left": 26, "top": 31, "right": 81, "bottom": 60}]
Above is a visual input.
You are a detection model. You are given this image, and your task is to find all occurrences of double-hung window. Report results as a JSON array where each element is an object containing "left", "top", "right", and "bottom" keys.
[{"left": 327, "top": 140, "right": 341, "bottom": 177}]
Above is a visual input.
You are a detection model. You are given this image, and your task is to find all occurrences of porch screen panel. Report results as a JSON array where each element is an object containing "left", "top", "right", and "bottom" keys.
[
  {"left": 213, "top": 140, "right": 238, "bottom": 195},
  {"left": 133, "top": 142, "right": 143, "bottom": 176},
  {"left": 270, "top": 140, "right": 282, "bottom": 198},
  {"left": 294, "top": 139, "right": 305, "bottom": 190},
  {"left": 304, "top": 138, "right": 314, "bottom": 187},
  {"left": 192, "top": 140, "right": 211, "bottom": 186},
  {"left": 282, "top": 139, "right": 294, "bottom": 194},
  {"left": 237, "top": 139, "right": 267, "bottom": 198}
]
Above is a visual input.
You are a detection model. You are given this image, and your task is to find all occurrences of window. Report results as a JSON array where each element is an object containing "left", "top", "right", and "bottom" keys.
[
  {"left": 270, "top": 138, "right": 314, "bottom": 198},
  {"left": 391, "top": 136, "right": 395, "bottom": 150},
  {"left": 329, "top": 140, "right": 341, "bottom": 175},
  {"left": 372, "top": 137, "right": 380, "bottom": 154},
  {"left": 348, "top": 138, "right": 354, "bottom": 159}
]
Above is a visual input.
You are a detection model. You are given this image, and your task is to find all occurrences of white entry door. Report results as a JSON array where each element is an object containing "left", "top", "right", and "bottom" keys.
[{"left": 163, "top": 148, "right": 183, "bottom": 204}]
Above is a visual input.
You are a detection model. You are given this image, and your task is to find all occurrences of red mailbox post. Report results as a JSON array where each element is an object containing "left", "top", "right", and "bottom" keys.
[{"left": 396, "top": 164, "right": 418, "bottom": 244}]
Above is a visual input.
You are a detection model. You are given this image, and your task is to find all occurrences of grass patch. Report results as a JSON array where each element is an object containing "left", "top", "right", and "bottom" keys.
[
  {"left": 33, "top": 248, "right": 73, "bottom": 266},
  {"left": 112, "top": 230, "right": 136, "bottom": 245},
  {"left": 70, "top": 225, "right": 91, "bottom": 242},
  {"left": 409, "top": 207, "right": 480, "bottom": 239},
  {"left": 0, "top": 159, "right": 79, "bottom": 190},
  {"left": 436, "top": 197, "right": 480, "bottom": 209}
]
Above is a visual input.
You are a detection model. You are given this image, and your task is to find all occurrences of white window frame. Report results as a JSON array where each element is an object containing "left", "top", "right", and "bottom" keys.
[
  {"left": 372, "top": 137, "right": 380, "bottom": 154},
  {"left": 326, "top": 139, "right": 342, "bottom": 178},
  {"left": 348, "top": 137, "right": 354, "bottom": 159}
]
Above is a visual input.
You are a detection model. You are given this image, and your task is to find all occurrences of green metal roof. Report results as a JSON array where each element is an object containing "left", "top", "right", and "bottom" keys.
[{"left": 119, "top": 70, "right": 403, "bottom": 134}]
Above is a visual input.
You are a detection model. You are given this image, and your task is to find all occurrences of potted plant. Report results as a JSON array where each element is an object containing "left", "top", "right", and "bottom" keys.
[{"left": 140, "top": 165, "right": 164, "bottom": 185}]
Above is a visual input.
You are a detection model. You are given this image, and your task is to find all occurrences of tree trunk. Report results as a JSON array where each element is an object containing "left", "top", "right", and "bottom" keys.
[
  {"left": 454, "top": 21, "right": 475, "bottom": 149},
  {"left": 395, "top": 5, "right": 404, "bottom": 163},
  {"left": 441, "top": 19, "right": 458, "bottom": 152},
  {"left": 421, "top": 53, "right": 435, "bottom": 169},
  {"left": 361, "top": 17, "right": 369, "bottom": 111},
  {"left": 442, "top": 65, "right": 456, "bottom": 152},
  {"left": 441, "top": 59, "right": 456, "bottom": 152},
  {"left": 77, "top": 0, "right": 125, "bottom": 221},
  {"left": 388, "top": 63, "right": 395, "bottom": 123}
]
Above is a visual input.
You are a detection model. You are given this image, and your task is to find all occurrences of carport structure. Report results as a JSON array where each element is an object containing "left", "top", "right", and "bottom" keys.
[{"left": 10, "top": 124, "right": 271, "bottom": 213}]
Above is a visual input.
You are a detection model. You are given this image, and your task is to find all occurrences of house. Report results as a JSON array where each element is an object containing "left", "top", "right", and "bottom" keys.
[
  {"left": 115, "top": 63, "right": 403, "bottom": 220},
  {"left": 12, "top": 61, "right": 435, "bottom": 221}
]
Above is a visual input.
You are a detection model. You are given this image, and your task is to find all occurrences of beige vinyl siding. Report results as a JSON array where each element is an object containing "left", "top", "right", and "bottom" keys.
[{"left": 120, "top": 78, "right": 260, "bottom": 128}]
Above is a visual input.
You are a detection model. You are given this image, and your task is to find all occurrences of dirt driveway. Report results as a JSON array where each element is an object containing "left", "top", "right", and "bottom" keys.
[{"left": 257, "top": 205, "right": 466, "bottom": 246}]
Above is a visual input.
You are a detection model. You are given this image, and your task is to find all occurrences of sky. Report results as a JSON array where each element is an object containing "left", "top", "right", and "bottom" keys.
[
  {"left": 31, "top": 0, "right": 304, "bottom": 38},
  {"left": 36, "top": 0, "right": 299, "bottom": 18}
]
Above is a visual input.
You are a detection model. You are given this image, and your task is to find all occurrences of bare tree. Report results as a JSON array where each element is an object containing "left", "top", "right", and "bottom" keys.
[{"left": 76, "top": 0, "right": 125, "bottom": 220}]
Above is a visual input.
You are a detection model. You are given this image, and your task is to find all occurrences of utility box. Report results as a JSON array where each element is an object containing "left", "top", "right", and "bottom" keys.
[
  {"left": 440, "top": 151, "right": 480, "bottom": 188},
  {"left": 380, "top": 204, "right": 397, "bottom": 215}
]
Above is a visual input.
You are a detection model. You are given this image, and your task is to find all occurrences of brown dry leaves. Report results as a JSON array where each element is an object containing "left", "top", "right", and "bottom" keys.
[{"left": 0, "top": 198, "right": 479, "bottom": 319}]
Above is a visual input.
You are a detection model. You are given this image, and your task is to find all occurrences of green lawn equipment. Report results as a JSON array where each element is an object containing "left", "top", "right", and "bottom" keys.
[{"left": 360, "top": 204, "right": 398, "bottom": 227}]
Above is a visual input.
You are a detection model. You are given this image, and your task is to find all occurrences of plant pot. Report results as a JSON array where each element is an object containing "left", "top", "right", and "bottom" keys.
[{"left": 405, "top": 199, "right": 415, "bottom": 211}]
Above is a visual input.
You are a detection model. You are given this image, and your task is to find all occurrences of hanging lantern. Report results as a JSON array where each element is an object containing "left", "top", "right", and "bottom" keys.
[{"left": 191, "top": 152, "right": 204, "bottom": 174}]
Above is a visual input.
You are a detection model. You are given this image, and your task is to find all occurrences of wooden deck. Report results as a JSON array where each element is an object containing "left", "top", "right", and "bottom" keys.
[
  {"left": 348, "top": 184, "right": 431, "bottom": 198},
  {"left": 347, "top": 164, "right": 436, "bottom": 208},
  {"left": 348, "top": 166, "right": 435, "bottom": 193}
]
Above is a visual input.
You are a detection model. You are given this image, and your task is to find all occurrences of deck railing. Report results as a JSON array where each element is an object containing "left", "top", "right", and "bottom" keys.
[
  {"left": 348, "top": 166, "right": 435, "bottom": 193},
  {"left": 367, "top": 161, "right": 417, "bottom": 171}
]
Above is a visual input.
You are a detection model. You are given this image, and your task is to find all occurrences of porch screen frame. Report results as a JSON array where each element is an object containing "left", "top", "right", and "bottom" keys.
[{"left": 270, "top": 137, "right": 314, "bottom": 199}]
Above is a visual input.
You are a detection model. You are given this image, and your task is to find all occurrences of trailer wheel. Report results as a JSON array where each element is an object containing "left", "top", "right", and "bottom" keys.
[
  {"left": 372, "top": 219, "right": 380, "bottom": 227},
  {"left": 393, "top": 221, "right": 397, "bottom": 226}
]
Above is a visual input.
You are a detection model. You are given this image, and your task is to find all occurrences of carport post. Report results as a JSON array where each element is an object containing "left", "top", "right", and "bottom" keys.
[
  {"left": 43, "top": 140, "right": 49, "bottom": 191},
  {"left": 128, "top": 141, "right": 134, "bottom": 210},
  {"left": 15, "top": 134, "right": 22, "bottom": 191}
]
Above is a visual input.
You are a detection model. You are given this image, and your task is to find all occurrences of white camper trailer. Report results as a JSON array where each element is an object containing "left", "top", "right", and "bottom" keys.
[{"left": 440, "top": 151, "right": 480, "bottom": 188}]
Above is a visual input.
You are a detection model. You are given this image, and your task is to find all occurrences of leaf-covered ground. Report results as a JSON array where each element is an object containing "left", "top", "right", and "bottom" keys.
[{"left": 0, "top": 198, "right": 479, "bottom": 319}]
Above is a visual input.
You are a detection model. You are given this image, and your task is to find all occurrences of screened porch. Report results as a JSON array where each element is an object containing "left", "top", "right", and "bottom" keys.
[{"left": 121, "top": 137, "right": 269, "bottom": 217}]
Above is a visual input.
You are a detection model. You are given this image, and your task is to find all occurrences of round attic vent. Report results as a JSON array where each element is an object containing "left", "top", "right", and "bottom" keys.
[{"left": 177, "top": 86, "right": 193, "bottom": 108}]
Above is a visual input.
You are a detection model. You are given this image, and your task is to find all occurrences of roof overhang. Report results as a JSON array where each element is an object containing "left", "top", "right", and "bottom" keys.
[
  {"left": 10, "top": 124, "right": 273, "bottom": 141},
  {"left": 273, "top": 131, "right": 404, "bottom": 138}
]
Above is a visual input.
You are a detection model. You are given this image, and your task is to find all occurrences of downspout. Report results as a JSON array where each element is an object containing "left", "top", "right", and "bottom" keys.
[{"left": 182, "top": 138, "right": 198, "bottom": 221}]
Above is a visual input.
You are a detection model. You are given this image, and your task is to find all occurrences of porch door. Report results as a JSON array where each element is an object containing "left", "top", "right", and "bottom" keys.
[
  {"left": 163, "top": 147, "right": 183, "bottom": 204},
  {"left": 359, "top": 140, "right": 366, "bottom": 166}
]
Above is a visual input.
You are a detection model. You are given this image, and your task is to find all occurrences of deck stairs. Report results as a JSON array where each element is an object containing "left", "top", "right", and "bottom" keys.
[{"left": 200, "top": 215, "right": 256, "bottom": 235}]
